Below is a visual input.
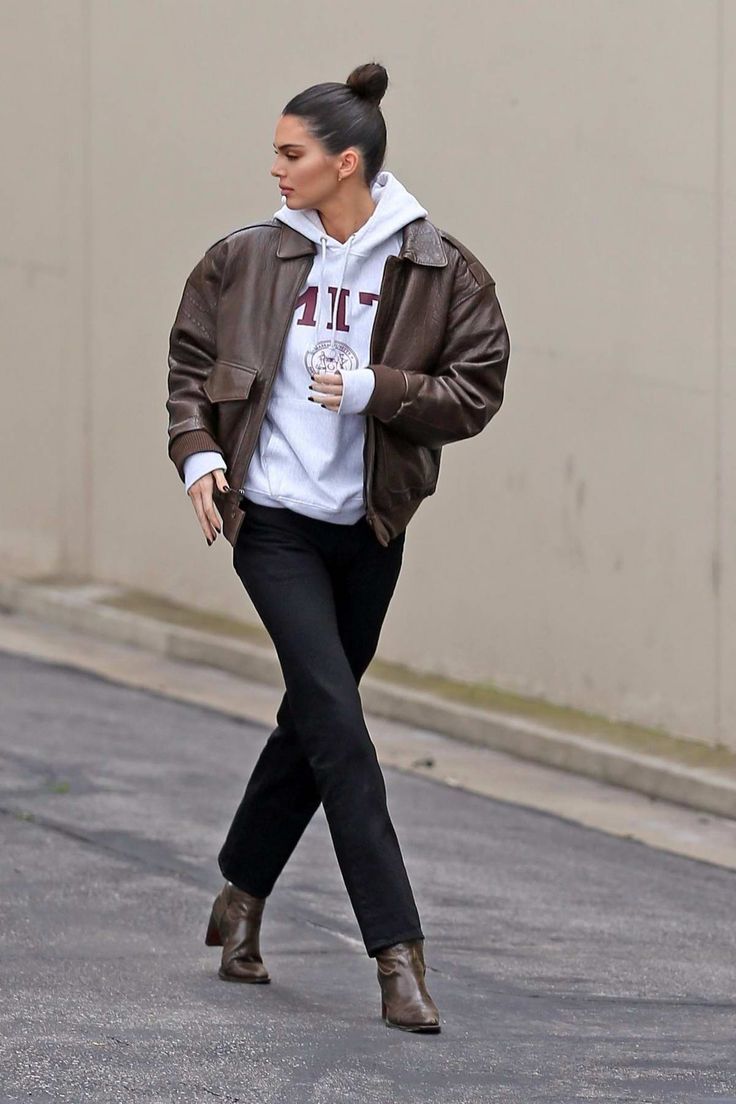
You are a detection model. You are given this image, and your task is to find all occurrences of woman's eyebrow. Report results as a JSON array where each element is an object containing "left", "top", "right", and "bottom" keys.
[{"left": 273, "top": 143, "right": 305, "bottom": 151}]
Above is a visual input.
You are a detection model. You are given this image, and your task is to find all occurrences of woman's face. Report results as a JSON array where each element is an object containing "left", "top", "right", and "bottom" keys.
[{"left": 270, "top": 113, "right": 356, "bottom": 208}]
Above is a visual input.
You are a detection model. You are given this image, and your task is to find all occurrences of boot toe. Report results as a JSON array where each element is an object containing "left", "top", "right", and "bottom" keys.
[
  {"left": 219, "top": 960, "right": 271, "bottom": 983},
  {"left": 386, "top": 1015, "right": 441, "bottom": 1033},
  {"left": 384, "top": 1002, "right": 440, "bottom": 1032}
]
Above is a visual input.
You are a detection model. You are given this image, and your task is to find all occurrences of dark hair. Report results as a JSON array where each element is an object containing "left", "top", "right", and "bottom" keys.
[{"left": 282, "top": 62, "right": 389, "bottom": 185}]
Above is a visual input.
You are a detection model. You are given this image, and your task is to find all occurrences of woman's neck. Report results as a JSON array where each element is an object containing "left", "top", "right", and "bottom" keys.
[{"left": 317, "top": 191, "right": 376, "bottom": 243}]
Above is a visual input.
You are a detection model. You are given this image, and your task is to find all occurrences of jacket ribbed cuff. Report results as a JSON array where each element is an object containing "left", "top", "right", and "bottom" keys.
[
  {"left": 169, "top": 429, "right": 221, "bottom": 481},
  {"left": 361, "top": 363, "right": 408, "bottom": 422}
]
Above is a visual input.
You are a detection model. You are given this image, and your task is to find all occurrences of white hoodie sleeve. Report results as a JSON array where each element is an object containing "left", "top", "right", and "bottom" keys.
[
  {"left": 336, "top": 367, "right": 376, "bottom": 416},
  {"left": 183, "top": 451, "right": 227, "bottom": 492}
]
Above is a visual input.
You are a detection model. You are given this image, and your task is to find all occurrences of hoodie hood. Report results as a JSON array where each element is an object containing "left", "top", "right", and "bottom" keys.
[
  {"left": 273, "top": 170, "right": 428, "bottom": 359},
  {"left": 273, "top": 169, "right": 428, "bottom": 255}
]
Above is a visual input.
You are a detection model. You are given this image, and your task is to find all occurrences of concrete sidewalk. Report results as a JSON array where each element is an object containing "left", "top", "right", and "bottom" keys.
[
  {"left": 2, "top": 591, "right": 736, "bottom": 874},
  {"left": 2, "top": 573, "right": 736, "bottom": 826}
]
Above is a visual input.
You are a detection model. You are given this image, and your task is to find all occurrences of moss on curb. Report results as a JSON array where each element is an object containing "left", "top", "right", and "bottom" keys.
[
  {"left": 367, "top": 658, "right": 736, "bottom": 773},
  {"left": 77, "top": 583, "right": 736, "bottom": 779},
  {"left": 100, "top": 589, "right": 271, "bottom": 647}
]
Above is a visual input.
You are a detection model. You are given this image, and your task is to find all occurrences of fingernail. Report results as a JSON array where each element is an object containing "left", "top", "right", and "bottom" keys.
[{"left": 223, "top": 485, "right": 230, "bottom": 492}]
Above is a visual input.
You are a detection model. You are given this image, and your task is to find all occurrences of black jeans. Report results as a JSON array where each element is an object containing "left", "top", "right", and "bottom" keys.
[{"left": 218, "top": 499, "right": 424, "bottom": 957}]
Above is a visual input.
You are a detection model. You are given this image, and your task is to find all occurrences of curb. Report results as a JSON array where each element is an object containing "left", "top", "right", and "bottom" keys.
[{"left": 2, "top": 576, "right": 736, "bottom": 822}]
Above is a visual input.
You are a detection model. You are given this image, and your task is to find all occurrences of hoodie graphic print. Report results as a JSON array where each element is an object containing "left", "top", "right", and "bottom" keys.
[{"left": 241, "top": 170, "right": 428, "bottom": 524}]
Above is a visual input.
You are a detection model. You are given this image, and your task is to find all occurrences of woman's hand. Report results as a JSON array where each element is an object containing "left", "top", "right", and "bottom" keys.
[
  {"left": 309, "top": 371, "right": 343, "bottom": 412},
  {"left": 188, "top": 468, "right": 230, "bottom": 546}
]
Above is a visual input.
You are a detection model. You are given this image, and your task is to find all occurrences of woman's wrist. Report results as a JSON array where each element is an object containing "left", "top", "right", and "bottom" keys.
[
  {"left": 183, "top": 451, "right": 227, "bottom": 492},
  {"left": 336, "top": 366, "right": 376, "bottom": 415}
]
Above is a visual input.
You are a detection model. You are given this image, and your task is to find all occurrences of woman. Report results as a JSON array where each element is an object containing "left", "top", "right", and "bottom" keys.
[{"left": 166, "top": 61, "right": 510, "bottom": 1033}]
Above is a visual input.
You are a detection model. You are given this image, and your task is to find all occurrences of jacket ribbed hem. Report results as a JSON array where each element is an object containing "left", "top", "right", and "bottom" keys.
[
  {"left": 362, "top": 363, "right": 408, "bottom": 422},
  {"left": 169, "top": 429, "right": 222, "bottom": 481}
]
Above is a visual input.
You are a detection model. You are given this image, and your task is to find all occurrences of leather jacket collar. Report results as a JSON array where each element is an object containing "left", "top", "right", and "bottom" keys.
[{"left": 275, "top": 216, "right": 449, "bottom": 267}]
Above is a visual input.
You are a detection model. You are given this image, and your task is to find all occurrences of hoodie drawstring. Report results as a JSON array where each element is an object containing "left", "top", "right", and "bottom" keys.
[{"left": 315, "top": 232, "right": 356, "bottom": 365}]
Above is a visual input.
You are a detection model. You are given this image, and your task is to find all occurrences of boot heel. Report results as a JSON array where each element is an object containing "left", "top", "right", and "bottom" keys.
[
  {"left": 381, "top": 998, "right": 387, "bottom": 1020},
  {"left": 204, "top": 907, "right": 223, "bottom": 947}
]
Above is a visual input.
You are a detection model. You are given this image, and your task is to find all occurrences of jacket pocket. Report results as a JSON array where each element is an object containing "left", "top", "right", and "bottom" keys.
[
  {"left": 378, "top": 428, "right": 441, "bottom": 495},
  {"left": 203, "top": 359, "right": 258, "bottom": 403}
]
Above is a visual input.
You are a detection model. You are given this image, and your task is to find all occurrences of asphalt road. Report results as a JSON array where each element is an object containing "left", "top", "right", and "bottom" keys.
[{"left": 1, "top": 648, "right": 736, "bottom": 1104}]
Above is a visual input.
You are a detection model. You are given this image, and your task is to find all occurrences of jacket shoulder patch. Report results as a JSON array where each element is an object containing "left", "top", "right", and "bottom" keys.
[{"left": 437, "top": 228, "right": 495, "bottom": 289}]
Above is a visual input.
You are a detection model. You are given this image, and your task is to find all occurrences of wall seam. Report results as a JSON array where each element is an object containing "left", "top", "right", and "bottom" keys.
[
  {"left": 713, "top": 0, "right": 725, "bottom": 745},
  {"left": 81, "top": 0, "right": 92, "bottom": 576}
]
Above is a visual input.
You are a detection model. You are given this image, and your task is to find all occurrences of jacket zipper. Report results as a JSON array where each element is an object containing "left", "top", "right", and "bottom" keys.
[
  {"left": 365, "top": 255, "right": 400, "bottom": 544},
  {"left": 234, "top": 258, "right": 313, "bottom": 506}
]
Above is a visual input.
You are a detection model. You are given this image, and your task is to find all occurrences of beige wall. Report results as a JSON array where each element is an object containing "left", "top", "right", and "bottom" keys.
[{"left": 3, "top": 1, "right": 734, "bottom": 747}]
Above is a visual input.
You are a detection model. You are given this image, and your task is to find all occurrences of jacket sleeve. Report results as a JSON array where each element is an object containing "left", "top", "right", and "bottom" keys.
[
  {"left": 165, "top": 239, "right": 229, "bottom": 481},
  {"left": 362, "top": 254, "right": 510, "bottom": 450}
]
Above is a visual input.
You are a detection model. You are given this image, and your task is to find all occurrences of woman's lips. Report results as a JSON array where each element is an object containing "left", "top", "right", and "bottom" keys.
[{"left": 280, "top": 186, "right": 293, "bottom": 194}]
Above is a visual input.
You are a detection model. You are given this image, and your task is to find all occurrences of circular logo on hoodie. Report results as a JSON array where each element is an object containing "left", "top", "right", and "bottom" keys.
[{"left": 305, "top": 341, "right": 359, "bottom": 376}]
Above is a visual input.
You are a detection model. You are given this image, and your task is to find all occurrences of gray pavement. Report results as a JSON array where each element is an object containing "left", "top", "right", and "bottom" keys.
[{"left": 2, "top": 648, "right": 736, "bottom": 1103}]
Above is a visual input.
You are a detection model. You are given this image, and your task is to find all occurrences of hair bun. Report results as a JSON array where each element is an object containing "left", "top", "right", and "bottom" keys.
[{"left": 345, "top": 62, "right": 388, "bottom": 107}]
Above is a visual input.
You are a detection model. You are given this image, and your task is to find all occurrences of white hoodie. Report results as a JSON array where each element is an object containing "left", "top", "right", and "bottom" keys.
[{"left": 183, "top": 171, "right": 428, "bottom": 523}]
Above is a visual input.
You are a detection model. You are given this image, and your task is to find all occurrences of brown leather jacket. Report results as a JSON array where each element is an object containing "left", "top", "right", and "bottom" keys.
[{"left": 166, "top": 215, "right": 510, "bottom": 548}]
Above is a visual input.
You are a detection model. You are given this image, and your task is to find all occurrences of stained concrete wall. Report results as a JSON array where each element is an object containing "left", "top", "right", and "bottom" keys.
[{"left": 2, "top": 1, "right": 733, "bottom": 747}]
